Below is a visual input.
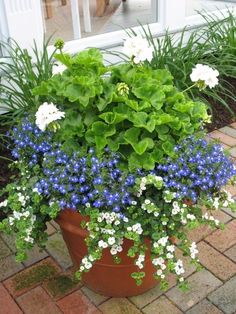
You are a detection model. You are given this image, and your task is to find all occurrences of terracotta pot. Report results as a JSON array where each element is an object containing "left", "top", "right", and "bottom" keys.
[{"left": 55, "top": 208, "right": 158, "bottom": 297}]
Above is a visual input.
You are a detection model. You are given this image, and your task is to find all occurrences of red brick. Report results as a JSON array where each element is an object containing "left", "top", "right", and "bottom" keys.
[
  {"left": 230, "top": 122, "right": 236, "bottom": 129},
  {"left": 4, "top": 257, "right": 61, "bottom": 297},
  {"left": 0, "top": 284, "right": 22, "bottom": 314},
  {"left": 57, "top": 290, "right": 100, "bottom": 314},
  {"left": 208, "top": 130, "right": 236, "bottom": 146},
  {"left": 17, "top": 286, "right": 61, "bottom": 314},
  {"left": 187, "top": 210, "right": 231, "bottom": 243},
  {"left": 198, "top": 241, "right": 236, "bottom": 281},
  {"left": 224, "top": 184, "right": 236, "bottom": 196},
  {"left": 205, "top": 220, "right": 236, "bottom": 252}
]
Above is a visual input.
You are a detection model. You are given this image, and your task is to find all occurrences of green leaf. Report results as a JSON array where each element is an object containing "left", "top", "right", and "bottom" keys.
[
  {"left": 124, "top": 128, "right": 154, "bottom": 155},
  {"left": 91, "top": 121, "right": 116, "bottom": 137},
  {"left": 95, "top": 136, "right": 107, "bottom": 150},
  {"left": 162, "top": 141, "right": 175, "bottom": 156},
  {"left": 99, "top": 112, "right": 126, "bottom": 124},
  {"left": 97, "top": 81, "right": 115, "bottom": 111},
  {"left": 129, "top": 152, "right": 155, "bottom": 170},
  {"left": 54, "top": 53, "right": 72, "bottom": 67},
  {"left": 132, "top": 83, "right": 165, "bottom": 110}
]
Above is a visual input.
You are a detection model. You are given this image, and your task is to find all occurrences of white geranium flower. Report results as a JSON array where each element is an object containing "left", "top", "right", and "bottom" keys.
[
  {"left": 123, "top": 36, "right": 154, "bottom": 64},
  {"left": 52, "top": 63, "right": 67, "bottom": 75},
  {"left": 35, "top": 102, "right": 65, "bottom": 131},
  {"left": 190, "top": 64, "right": 219, "bottom": 89}
]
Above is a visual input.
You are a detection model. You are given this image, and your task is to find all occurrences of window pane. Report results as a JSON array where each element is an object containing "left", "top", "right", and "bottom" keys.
[
  {"left": 186, "top": 0, "right": 236, "bottom": 17},
  {"left": 41, "top": 0, "right": 158, "bottom": 43}
]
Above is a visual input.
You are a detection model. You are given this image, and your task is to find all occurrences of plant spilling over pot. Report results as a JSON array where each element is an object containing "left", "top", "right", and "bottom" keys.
[{"left": 0, "top": 37, "right": 236, "bottom": 293}]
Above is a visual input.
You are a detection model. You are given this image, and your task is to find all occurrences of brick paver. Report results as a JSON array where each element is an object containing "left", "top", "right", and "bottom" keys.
[
  {"left": 205, "top": 220, "right": 236, "bottom": 252},
  {"left": 208, "top": 276, "right": 236, "bottom": 314},
  {"left": 219, "top": 126, "right": 236, "bottom": 138},
  {"left": 57, "top": 290, "right": 100, "bottom": 314},
  {"left": 142, "top": 295, "right": 183, "bottom": 314},
  {"left": 1, "top": 126, "right": 236, "bottom": 313},
  {"left": 225, "top": 244, "right": 236, "bottom": 262},
  {"left": 198, "top": 241, "right": 236, "bottom": 281},
  {"left": 0, "top": 255, "right": 24, "bottom": 281},
  {"left": 166, "top": 270, "right": 222, "bottom": 312},
  {"left": 81, "top": 286, "right": 109, "bottom": 306},
  {"left": 98, "top": 298, "right": 141, "bottom": 314},
  {"left": 0, "top": 283, "right": 22, "bottom": 314},
  {"left": 22, "top": 246, "right": 48, "bottom": 267},
  {"left": 209, "top": 130, "right": 236, "bottom": 146},
  {"left": 46, "top": 233, "right": 73, "bottom": 270},
  {"left": 17, "top": 286, "right": 62, "bottom": 314},
  {"left": 4, "top": 257, "right": 61, "bottom": 297},
  {"left": 185, "top": 299, "right": 223, "bottom": 314},
  {"left": 0, "top": 237, "right": 11, "bottom": 259}
]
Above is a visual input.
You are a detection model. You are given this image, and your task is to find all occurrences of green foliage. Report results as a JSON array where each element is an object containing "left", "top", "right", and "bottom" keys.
[
  {"left": 33, "top": 48, "right": 209, "bottom": 170},
  {"left": 134, "top": 11, "right": 236, "bottom": 117},
  {"left": 0, "top": 37, "right": 56, "bottom": 126}
]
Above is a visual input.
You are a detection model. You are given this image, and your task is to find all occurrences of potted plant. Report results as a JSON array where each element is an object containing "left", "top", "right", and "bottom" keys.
[{"left": 0, "top": 38, "right": 235, "bottom": 297}]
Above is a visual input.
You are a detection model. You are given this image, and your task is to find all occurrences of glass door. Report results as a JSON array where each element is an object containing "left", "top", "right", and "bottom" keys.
[{"left": 41, "top": 0, "right": 159, "bottom": 43}]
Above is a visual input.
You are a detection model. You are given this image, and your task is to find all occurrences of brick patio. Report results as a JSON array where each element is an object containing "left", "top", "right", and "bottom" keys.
[{"left": 1, "top": 125, "right": 236, "bottom": 314}]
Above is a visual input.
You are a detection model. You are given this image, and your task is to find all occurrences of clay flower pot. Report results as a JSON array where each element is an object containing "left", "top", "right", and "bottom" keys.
[{"left": 56, "top": 208, "right": 158, "bottom": 297}]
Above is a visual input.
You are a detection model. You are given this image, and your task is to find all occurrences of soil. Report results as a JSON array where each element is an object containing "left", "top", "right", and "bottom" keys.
[
  {"left": 206, "top": 77, "right": 236, "bottom": 132},
  {"left": 0, "top": 78, "right": 236, "bottom": 221}
]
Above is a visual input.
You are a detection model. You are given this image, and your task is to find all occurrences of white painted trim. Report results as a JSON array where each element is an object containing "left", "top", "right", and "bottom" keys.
[
  {"left": 0, "top": 1, "right": 9, "bottom": 46},
  {"left": 71, "top": 0, "right": 82, "bottom": 39},
  {"left": 184, "top": 6, "right": 236, "bottom": 27}
]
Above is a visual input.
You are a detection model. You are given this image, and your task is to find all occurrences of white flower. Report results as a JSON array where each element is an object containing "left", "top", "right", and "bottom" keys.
[
  {"left": 85, "top": 262, "right": 93, "bottom": 270},
  {"left": 35, "top": 102, "right": 65, "bottom": 131},
  {"left": 167, "top": 245, "right": 175, "bottom": 253},
  {"left": 166, "top": 253, "right": 173, "bottom": 259},
  {"left": 24, "top": 235, "right": 34, "bottom": 243},
  {"left": 13, "top": 211, "right": 22, "bottom": 220},
  {"left": 190, "top": 64, "right": 219, "bottom": 89},
  {"left": 32, "top": 188, "right": 40, "bottom": 194},
  {"left": 189, "top": 242, "right": 198, "bottom": 259},
  {"left": 0, "top": 200, "right": 8, "bottom": 207},
  {"left": 98, "top": 240, "right": 108, "bottom": 249},
  {"left": 110, "top": 247, "right": 117, "bottom": 255},
  {"left": 9, "top": 217, "right": 14, "bottom": 225},
  {"left": 123, "top": 36, "right": 154, "bottom": 64},
  {"left": 156, "top": 269, "right": 162, "bottom": 276},
  {"left": 108, "top": 237, "right": 116, "bottom": 245},
  {"left": 212, "top": 197, "right": 220, "bottom": 210},
  {"left": 174, "top": 259, "right": 185, "bottom": 275},
  {"left": 52, "top": 63, "right": 67, "bottom": 75},
  {"left": 158, "top": 236, "right": 169, "bottom": 246},
  {"left": 186, "top": 214, "right": 196, "bottom": 221}
]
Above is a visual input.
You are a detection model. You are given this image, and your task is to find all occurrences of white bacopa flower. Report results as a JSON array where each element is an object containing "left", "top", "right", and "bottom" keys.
[
  {"left": 24, "top": 235, "right": 34, "bottom": 243},
  {"left": 189, "top": 242, "right": 198, "bottom": 259},
  {"left": 190, "top": 64, "right": 219, "bottom": 89},
  {"left": 108, "top": 237, "right": 116, "bottom": 245},
  {"left": 9, "top": 217, "right": 14, "bottom": 225},
  {"left": 156, "top": 269, "right": 162, "bottom": 276},
  {"left": 98, "top": 240, "right": 108, "bottom": 249},
  {"left": 167, "top": 245, "right": 175, "bottom": 253},
  {"left": 0, "top": 200, "right": 8, "bottom": 207},
  {"left": 123, "top": 35, "right": 154, "bottom": 64},
  {"left": 158, "top": 236, "right": 169, "bottom": 246},
  {"left": 35, "top": 102, "right": 65, "bottom": 131}
]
